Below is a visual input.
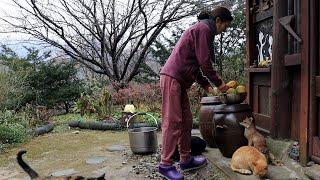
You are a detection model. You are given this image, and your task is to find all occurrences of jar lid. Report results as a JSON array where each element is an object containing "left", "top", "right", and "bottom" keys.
[
  {"left": 212, "top": 103, "right": 251, "bottom": 113},
  {"left": 200, "top": 96, "right": 222, "bottom": 105}
]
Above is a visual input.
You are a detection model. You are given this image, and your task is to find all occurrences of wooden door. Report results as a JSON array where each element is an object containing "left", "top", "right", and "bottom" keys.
[{"left": 246, "top": 0, "right": 273, "bottom": 135}]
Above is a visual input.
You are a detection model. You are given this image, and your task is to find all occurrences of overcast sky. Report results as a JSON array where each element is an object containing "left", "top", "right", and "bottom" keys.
[
  {"left": 0, "top": 1, "right": 34, "bottom": 56},
  {"left": 0, "top": 0, "right": 198, "bottom": 56}
]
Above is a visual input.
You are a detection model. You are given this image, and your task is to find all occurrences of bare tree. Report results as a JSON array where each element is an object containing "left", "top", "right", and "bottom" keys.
[{"left": 1, "top": 0, "right": 219, "bottom": 89}]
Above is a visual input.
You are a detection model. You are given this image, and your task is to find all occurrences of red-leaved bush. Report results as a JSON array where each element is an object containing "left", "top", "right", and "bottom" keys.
[
  {"left": 112, "top": 83, "right": 161, "bottom": 112},
  {"left": 112, "top": 82, "right": 205, "bottom": 117},
  {"left": 187, "top": 84, "right": 206, "bottom": 118}
]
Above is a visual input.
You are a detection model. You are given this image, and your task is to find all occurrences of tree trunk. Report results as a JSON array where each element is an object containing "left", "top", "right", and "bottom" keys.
[{"left": 64, "top": 101, "right": 69, "bottom": 114}]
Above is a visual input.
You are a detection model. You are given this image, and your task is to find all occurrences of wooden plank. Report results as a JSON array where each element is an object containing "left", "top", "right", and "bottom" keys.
[
  {"left": 309, "top": 0, "right": 319, "bottom": 161},
  {"left": 252, "top": 74, "right": 271, "bottom": 86},
  {"left": 287, "top": 0, "right": 294, "bottom": 54},
  {"left": 252, "top": 112, "right": 271, "bottom": 134},
  {"left": 311, "top": 155, "right": 320, "bottom": 164},
  {"left": 312, "top": 137, "right": 320, "bottom": 157},
  {"left": 248, "top": 67, "right": 271, "bottom": 73},
  {"left": 258, "top": 86, "right": 271, "bottom": 116},
  {"left": 291, "top": 70, "right": 300, "bottom": 141},
  {"left": 315, "top": 76, "right": 320, "bottom": 97},
  {"left": 271, "top": 0, "right": 291, "bottom": 138},
  {"left": 253, "top": 85, "right": 259, "bottom": 113},
  {"left": 254, "top": 8, "right": 273, "bottom": 24},
  {"left": 299, "top": 0, "right": 309, "bottom": 165},
  {"left": 256, "top": 126, "right": 270, "bottom": 136},
  {"left": 284, "top": 53, "right": 301, "bottom": 66},
  {"left": 247, "top": 73, "right": 252, "bottom": 106}
]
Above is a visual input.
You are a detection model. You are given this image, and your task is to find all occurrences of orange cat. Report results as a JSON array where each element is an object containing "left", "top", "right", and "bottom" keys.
[
  {"left": 231, "top": 146, "right": 268, "bottom": 177},
  {"left": 240, "top": 117, "right": 283, "bottom": 166}
]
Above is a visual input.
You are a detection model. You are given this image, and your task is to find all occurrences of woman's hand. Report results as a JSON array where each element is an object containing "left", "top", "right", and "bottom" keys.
[
  {"left": 218, "top": 85, "right": 229, "bottom": 93},
  {"left": 205, "top": 86, "right": 217, "bottom": 95}
]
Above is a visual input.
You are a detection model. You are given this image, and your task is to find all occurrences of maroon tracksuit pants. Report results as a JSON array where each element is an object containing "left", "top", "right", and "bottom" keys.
[{"left": 160, "top": 75, "right": 192, "bottom": 165}]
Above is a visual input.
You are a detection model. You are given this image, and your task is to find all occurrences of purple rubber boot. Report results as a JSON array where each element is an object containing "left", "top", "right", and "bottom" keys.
[
  {"left": 180, "top": 156, "right": 207, "bottom": 172},
  {"left": 158, "top": 164, "right": 184, "bottom": 180}
]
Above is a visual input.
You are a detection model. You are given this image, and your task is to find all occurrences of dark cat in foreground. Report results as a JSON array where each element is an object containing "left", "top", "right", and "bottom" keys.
[
  {"left": 171, "top": 136, "right": 207, "bottom": 161},
  {"left": 17, "top": 150, "right": 105, "bottom": 180}
]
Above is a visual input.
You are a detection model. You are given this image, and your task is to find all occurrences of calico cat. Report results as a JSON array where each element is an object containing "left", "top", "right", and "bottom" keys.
[
  {"left": 231, "top": 146, "right": 268, "bottom": 177},
  {"left": 239, "top": 117, "right": 268, "bottom": 152},
  {"left": 239, "top": 117, "right": 283, "bottom": 166},
  {"left": 17, "top": 150, "right": 105, "bottom": 180}
]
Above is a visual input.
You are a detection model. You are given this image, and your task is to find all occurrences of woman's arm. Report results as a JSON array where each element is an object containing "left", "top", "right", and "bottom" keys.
[{"left": 193, "top": 24, "right": 227, "bottom": 92}]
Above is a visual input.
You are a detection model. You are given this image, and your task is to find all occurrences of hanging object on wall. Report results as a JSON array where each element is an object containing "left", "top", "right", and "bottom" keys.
[
  {"left": 279, "top": 15, "right": 302, "bottom": 43},
  {"left": 262, "top": 0, "right": 273, "bottom": 11},
  {"left": 268, "top": 36, "right": 273, "bottom": 60},
  {"left": 257, "top": 31, "right": 267, "bottom": 64},
  {"left": 250, "top": 0, "right": 259, "bottom": 13},
  {"left": 251, "top": 0, "right": 273, "bottom": 13},
  {"left": 256, "top": 31, "right": 272, "bottom": 68}
]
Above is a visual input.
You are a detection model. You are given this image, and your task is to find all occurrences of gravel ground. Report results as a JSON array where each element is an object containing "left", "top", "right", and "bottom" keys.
[{"left": 125, "top": 147, "right": 230, "bottom": 180}]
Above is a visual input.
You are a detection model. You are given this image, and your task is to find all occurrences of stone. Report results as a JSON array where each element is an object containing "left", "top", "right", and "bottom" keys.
[
  {"left": 307, "top": 161, "right": 315, "bottom": 167},
  {"left": 191, "top": 129, "right": 201, "bottom": 135},
  {"left": 106, "top": 145, "right": 125, "bottom": 152},
  {"left": 0, "top": 169, "right": 19, "bottom": 179},
  {"left": 92, "top": 166, "right": 108, "bottom": 175},
  {"left": 305, "top": 164, "right": 320, "bottom": 180},
  {"left": 267, "top": 165, "right": 299, "bottom": 180},
  {"left": 86, "top": 157, "right": 107, "bottom": 165},
  {"left": 51, "top": 169, "right": 78, "bottom": 177}
]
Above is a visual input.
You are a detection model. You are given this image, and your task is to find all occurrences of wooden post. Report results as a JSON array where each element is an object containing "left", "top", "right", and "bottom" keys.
[
  {"left": 271, "top": 0, "right": 291, "bottom": 138},
  {"left": 300, "top": 0, "right": 310, "bottom": 165},
  {"left": 308, "top": 0, "right": 316, "bottom": 159},
  {"left": 245, "top": 0, "right": 253, "bottom": 106}
]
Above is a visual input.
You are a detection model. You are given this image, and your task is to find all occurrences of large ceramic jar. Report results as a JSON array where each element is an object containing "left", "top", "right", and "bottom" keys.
[
  {"left": 199, "top": 96, "right": 252, "bottom": 158},
  {"left": 199, "top": 96, "right": 222, "bottom": 147}
]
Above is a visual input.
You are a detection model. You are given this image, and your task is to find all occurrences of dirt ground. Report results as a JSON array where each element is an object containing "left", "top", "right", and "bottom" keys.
[{"left": 0, "top": 128, "right": 229, "bottom": 179}]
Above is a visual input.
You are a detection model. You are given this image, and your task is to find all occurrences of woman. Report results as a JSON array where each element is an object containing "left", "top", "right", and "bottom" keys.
[{"left": 158, "top": 7, "right": 233, "bottom": 180}]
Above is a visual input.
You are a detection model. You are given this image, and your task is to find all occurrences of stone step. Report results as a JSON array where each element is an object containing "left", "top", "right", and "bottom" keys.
[{"left": 203, "top": 137, "right": 312, "bottom": 180}]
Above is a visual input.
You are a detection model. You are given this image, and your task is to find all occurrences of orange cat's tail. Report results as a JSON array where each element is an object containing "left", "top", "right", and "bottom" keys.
[{"left": 231, "top": 165, "right": 252, "bottom": 175}]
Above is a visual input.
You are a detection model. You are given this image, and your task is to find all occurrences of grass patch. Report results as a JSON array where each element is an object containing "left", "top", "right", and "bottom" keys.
[
  {"left": 0, "top": 130, "right": 129, "bottom": 167},
  {"left": 51, "top": 113, "right": 99, "bottom": 133},
  {"left": 52, "top": 113, "right": 98, "bottom": 124}
]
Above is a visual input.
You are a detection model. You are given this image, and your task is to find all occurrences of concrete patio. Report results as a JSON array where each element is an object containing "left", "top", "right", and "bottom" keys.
[{"left": 191, "top": 129, "right": 314, "bottom": 180}]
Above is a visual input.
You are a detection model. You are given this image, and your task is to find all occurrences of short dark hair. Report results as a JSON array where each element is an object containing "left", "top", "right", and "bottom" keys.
[{"left": 197, "top": 6, "right": 233, "bottom": 22}]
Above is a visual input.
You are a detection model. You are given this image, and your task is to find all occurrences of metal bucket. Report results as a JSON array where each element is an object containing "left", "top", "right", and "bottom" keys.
[{"left": 126, "top": 112, "right": 158, "bottom": 154}]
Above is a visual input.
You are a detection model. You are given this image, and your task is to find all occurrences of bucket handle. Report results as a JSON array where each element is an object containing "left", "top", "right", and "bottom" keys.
[{"left": 126, "top": 112, "right": 158, "bottom": 128}]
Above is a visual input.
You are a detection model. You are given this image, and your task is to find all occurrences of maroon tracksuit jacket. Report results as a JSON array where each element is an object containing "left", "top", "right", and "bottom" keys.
[{"left": 160, "top": 20, "right": 225, "bottom": 89}]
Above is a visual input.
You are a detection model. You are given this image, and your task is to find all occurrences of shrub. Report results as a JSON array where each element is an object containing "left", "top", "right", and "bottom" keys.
[
  {"left": 188, "top": 84, "right": 206, "bottom": 119},
  {"left": 111, "top": 82, "right": 205, "bottom": 120},
  {"left": 74, "top": 87, "right": 113, "bottom": 119},
  {"left": 0, "top": 110, "right": 30, "bottom": 148},
  {"left": 0, "top": 71, "right": 28, "bottom": 111},
  {"left": 0, "top": 110, "right": 27, "bottom": 126},
  {"left": 112, "top": 83, "right": 161, "bottom": 112},
  {"left": 0, "top": 123, "right": 29, "bottom": 144},
  {"left": 23, "top": 104, "right": 53, "bottom": 127}
]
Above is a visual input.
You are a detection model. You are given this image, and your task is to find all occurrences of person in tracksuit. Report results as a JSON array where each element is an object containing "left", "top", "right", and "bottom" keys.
[{"left": 158, "top": 7, "right": 233, "bottom": 180}]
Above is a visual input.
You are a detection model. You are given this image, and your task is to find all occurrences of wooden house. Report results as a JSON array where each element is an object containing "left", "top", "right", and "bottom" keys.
[{"left": 245, "top": 0, "right": 319, "bottom": 164}]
